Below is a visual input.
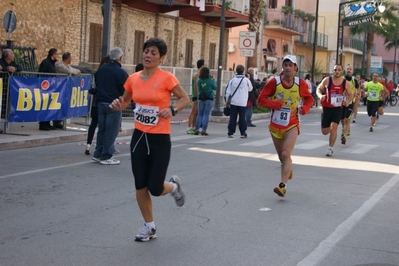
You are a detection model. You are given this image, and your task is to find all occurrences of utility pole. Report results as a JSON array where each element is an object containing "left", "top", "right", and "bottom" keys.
[
  {"left": 101, "top": 0, "right": 112, "bottom": 59},
  {"left": 311, "top": 0, "right": 320, "bottom": 83},
  {"left": 393, "top": 35, "right": 398, "bottom": 85},
  {"left": 211, "top": 0, "right": 225, "bottom": 116}
]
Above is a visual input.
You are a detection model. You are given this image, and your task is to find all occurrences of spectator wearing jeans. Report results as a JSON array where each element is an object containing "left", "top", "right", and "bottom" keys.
[
  {"left": 225, "top": 64, "right": 253, "bottom": 138},
  {"left": 92, "top": 47, "right": 128, "bottom": 165},
  {"left": 194, "top": 67, "right": 217, "bottom": 135}
]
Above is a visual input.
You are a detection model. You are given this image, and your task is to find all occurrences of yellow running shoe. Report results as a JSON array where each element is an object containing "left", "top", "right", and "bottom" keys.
[{"left": 273, "top": 182, "right": 286, "bottom": 197}]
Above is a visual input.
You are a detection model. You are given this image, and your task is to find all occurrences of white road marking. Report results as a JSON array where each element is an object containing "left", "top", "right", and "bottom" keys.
[
  {"left": 297, "top": 173, "right": 399, "bottom": 266},
  {"left": 341, "top": 144, "right": 378, "bottom": 154},
  {"left": 187, "top": 147, "right": 399, "bottom": 266},
  {"left": 240, "top": 138, "right": 273, "bottom": 146},
  {"left": 296, "top": 140, "right": 328, "bottom": 150},
  {"left": 194, "top": 137, "right": 234, "bottom": 144}
]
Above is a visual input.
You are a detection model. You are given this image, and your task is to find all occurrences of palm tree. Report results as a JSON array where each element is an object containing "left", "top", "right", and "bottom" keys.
[
  {"left": 246, "top": 0, "right": 263, "bottom": 68},
  {"left": 383, "top": 18, "right": 399, "bottom": 51},
  {"left": 349, "top": 1, "right": 399, "bottom": 77}
]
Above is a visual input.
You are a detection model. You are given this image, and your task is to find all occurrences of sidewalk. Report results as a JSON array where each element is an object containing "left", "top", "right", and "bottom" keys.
[
  {"left": 0, "top": 107, "right": 322, "bottom": 151},
  {"left": 0, "top": 108, "right": 189, "bottom": 151}
]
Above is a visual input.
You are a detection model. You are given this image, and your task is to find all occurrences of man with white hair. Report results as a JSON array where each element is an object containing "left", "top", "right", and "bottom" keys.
[
  {"left": 55, "top": 52, "right": 81, "bottom": 75},
  {"left": 92, "top": 47, "right": 128, "bottom": 165}
]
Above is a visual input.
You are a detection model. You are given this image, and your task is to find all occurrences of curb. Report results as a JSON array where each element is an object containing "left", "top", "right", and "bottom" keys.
[{"left": 0, "top": 108, "right": 322, "bottom": 151}]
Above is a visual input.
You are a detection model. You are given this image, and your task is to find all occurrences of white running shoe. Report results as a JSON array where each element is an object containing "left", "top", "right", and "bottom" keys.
[
  {"left": 170, "top": 175, "right": 186, "bottom": 207},
  {"left": 85, "top": 144, "right": 91, "bottom": 155},
  {"left": 100, "top": 157, "right": 120, "bottom": 165},
  {"left": 135, "top": 225, "right": 157, "bottom": 242},
  {"left": 326, "top": 148, "right": 333, "bottom": 157}
]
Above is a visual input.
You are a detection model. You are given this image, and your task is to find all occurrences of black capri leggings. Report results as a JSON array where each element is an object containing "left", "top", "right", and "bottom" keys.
[{"left": 130, "top": 129, "right": 171, "bottom": 196}]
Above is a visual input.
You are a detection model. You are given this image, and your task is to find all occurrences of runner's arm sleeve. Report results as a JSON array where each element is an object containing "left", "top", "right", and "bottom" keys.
[{"left": 257, "top": 78, "right": 283, "bottom": 110}]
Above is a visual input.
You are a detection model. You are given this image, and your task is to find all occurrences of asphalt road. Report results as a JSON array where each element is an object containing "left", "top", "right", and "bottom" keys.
[{"left": 1, "top": 105, "right": 399, "bottom": 266}]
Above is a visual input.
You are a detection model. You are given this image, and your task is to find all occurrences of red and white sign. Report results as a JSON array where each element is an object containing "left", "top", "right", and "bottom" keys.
[{"left": 239, "top": 31, "right": 256, "bottom": 50}]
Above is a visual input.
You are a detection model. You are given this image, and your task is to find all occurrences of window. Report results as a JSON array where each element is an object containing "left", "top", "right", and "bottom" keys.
[
  {"left": 285, "top": 0, "right": 293, "bottom": 7},
  {"left": 209, "top": 43, "right": 216, "bottom": 69},
  {"left": 134, "top": 31, "right": 145, "bottom": 64},
  {"left": 89, "top": 23, "right": 102, "bottom": 63},
  {"left": 268, "top": 0, "right": 277, "bottom": 9},
  {"left": 185, "top": 39, "right": 193, "bottom": 68}
]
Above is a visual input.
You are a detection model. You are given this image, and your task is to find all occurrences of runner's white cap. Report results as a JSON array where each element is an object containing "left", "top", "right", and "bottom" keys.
[{"left": 282, "top": 55, "right": 297, "bottom": 65}]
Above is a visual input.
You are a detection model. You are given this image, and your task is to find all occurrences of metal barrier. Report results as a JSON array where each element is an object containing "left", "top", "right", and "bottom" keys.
[
  {"left": 119, "top": 67, "right": 243, "bottom": 118},
  {"left": 1, "top": 45, "right": 38, "bottom": 71},
  {"left": 0, "top": 72, "right": 11, "bottom": 131},
  {"left": 1, "top": 72, "right": 92, "bottom": 134},
  {"left": 1, "top": 66, "right": 267, "bottom": 132}
]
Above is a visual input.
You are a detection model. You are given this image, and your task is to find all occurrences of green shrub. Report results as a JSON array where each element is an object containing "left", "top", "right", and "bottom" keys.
[{"left": 253, "top": 106, "right": 270, "bottom": 113}]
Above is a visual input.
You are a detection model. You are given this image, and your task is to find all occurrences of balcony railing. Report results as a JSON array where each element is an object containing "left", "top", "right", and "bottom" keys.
[
  {"left": 295, "top": 30, "right": 328, "bottom": 49},
  {"left": 343, "top": 37, "right": 364, "bottom": 51},
  {"left": 264, "top": 8, "right": 308, "bottom": 34},
  {"left": 206, "top": 0, "right": 250, "bottom": 14}
]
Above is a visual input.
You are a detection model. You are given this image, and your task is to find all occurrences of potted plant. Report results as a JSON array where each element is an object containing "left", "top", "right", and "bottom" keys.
[
  {"left": 294, "top": 9, "right": 306, "bottom": 19},
  {"left": 305, "top": 13, "right": 316, "bottom": 23},
  {"left": 225, "top": 0, "right": 232, "bottom": 10},
  {"left": 282, "top": 5, "right": 293, "bottom": 14}
]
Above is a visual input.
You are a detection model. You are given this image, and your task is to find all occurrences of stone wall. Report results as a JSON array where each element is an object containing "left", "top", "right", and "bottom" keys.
[{"left": 0, "top": 0, "right": 227, "bottom": 70}]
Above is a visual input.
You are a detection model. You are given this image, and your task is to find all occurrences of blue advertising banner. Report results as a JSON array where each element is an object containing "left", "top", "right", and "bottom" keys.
[
  {"left": 66, "top": 76, "right": 91, "bottom": 118},
  {"left": 8, "top": 76, "right": 91, "bottom": 122}
]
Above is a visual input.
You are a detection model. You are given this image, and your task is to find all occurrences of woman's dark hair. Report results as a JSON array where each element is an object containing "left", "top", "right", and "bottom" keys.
[
  {"left": 199, "top": 67, "right": 210, "bottom": 79},
  {"left": 143, "top": 37, "right": 167, "bottom": 57},
  {"left": 305, "top": 74, "right": 311, "bottom": 80},
  {"left": 98, "top": 55, "right": 111, "bottom": 70},
  {"left": 48, "top": 48, "right": 57, "bottom": 57},
  {"left": 135, "top": 63, "right": 144, "bottom": 72}
]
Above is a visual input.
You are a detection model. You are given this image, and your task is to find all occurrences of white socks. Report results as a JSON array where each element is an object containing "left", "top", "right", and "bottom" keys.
[
  {"left": 171, "top": 182, "right": 178, "bottom": 193},
  {"left": 145, "top": 221, "right": 155, "bottom": 229}
]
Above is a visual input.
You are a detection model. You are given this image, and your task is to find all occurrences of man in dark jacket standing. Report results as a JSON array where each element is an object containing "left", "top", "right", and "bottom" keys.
[
  {"left": 92, "top": 47, "right": 128, "bottom": 165},
  {"left": 38, "top": 48, "right": 61, "bottom": 130},
  {"left": 246, "top": 67, "right": 258, "bottom": 127},
  {"left": 0, "top": 49, "right": 22, "bottom": 130}
]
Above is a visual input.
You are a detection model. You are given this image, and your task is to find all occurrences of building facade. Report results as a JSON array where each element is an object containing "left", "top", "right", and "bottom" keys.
[{"left": 0, "top": 0, "right": 249, "bottom": 73}]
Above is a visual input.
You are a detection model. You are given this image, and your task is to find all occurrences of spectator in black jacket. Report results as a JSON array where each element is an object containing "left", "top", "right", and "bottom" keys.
[
  {"left": 0, "top": 48, "right": 22, "bottom": 73},
  {"left": 0, "top": 49, "right": 22, "bottom": 128},
  {"left": 92, "top": 47, "right": 128, "bottom": 165},
  {"left": 246, "top": 67, "right": 258, "bottom": 127},
  {"left": 38, "top": 48, "right": 62, "bottom": 130}
]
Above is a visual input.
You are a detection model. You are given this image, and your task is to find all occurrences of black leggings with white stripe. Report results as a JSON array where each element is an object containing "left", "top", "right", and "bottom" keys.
[{"left": 130, "top": 129, "right": 171, "bottom": 196}]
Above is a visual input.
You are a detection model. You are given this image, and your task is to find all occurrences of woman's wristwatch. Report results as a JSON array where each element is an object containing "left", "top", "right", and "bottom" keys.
[{"left": 170, "top": 106, "right": 178, "bottom": 116}]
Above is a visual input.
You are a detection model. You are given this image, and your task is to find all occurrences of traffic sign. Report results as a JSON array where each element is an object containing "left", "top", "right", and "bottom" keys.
[
  {"left": 239, "top": 31, "right": 256, "bottom": 50},
  {"left": 3, "top": 10, "right": 16, "bottom": 33},
  {"left": 240, "top": 49, "right": 254, "bottom": 57}
]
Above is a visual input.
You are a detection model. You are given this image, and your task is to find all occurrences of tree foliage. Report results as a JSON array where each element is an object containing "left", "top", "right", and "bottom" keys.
[{"left": 247, "top": 0, "right": 264, "bottom": 68}]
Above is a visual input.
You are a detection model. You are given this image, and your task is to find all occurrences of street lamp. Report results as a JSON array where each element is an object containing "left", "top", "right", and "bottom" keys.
[
  {"left": 393, "top": 35, "right": 398, "bottom": 84},
  {"left": 211, "top": 0, "right": 225, "bottom": 116},
  {"left": 311, "top": 0, "right": 320, "bottom": 83}
]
